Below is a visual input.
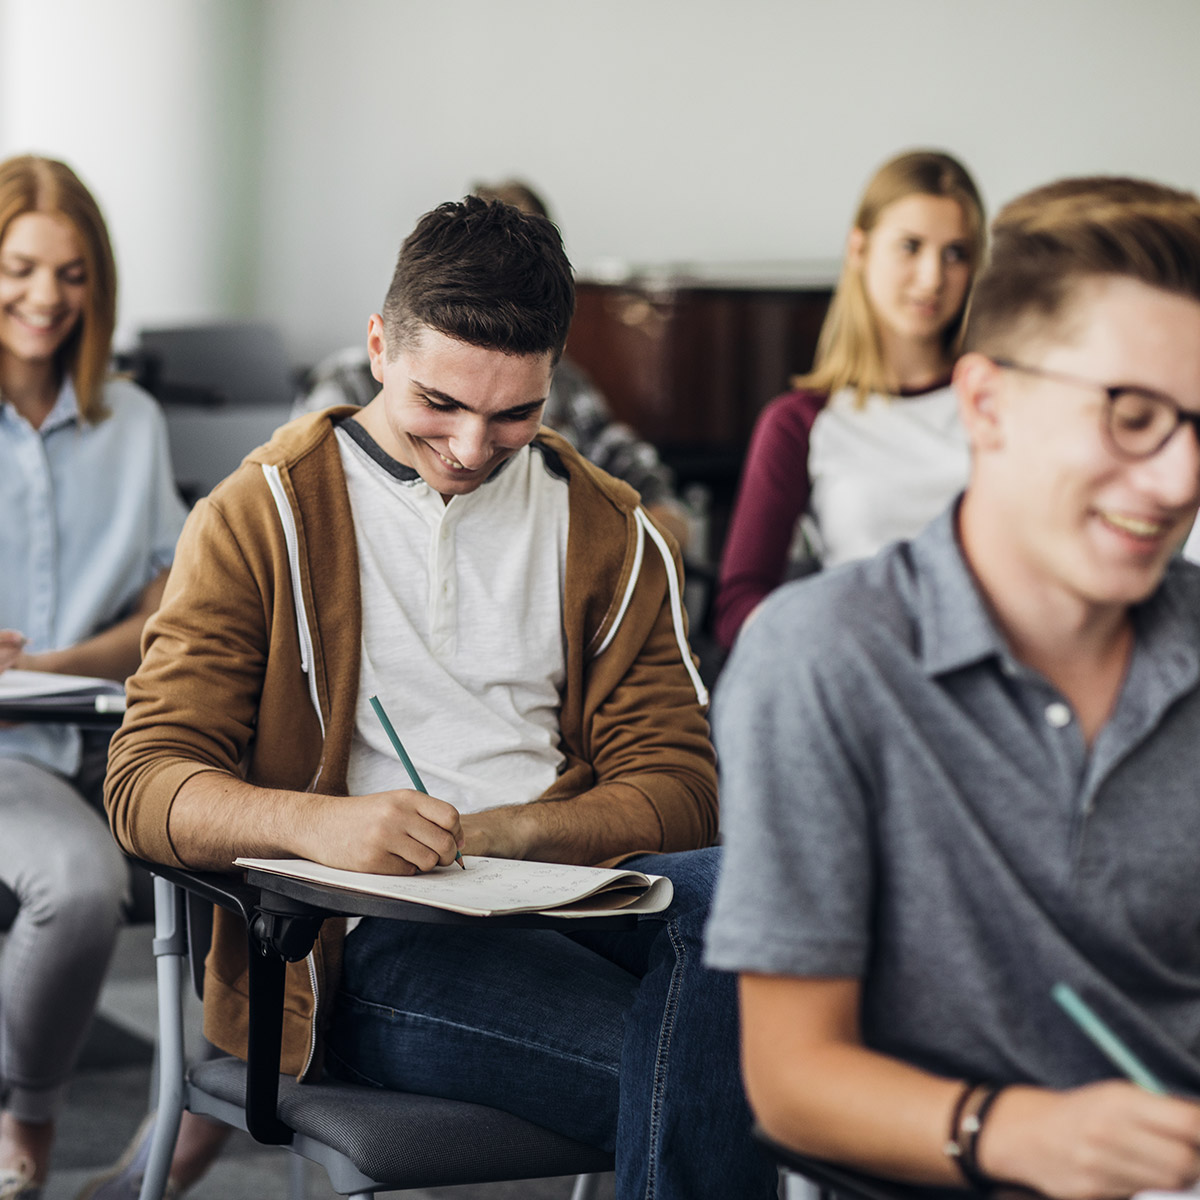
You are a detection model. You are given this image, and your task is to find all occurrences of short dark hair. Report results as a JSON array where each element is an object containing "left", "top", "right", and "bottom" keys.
[
  {"left": 964, "top": 176, "right": 1200, "bottom": 357},
  {"left": 381, "top": 195, "right": 574, "bottom": 363}
]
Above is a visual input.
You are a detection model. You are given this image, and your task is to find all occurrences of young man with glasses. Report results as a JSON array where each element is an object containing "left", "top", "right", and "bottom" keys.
[{"left": 706, "top": 176, "right": 1200, "bottom": 1199}]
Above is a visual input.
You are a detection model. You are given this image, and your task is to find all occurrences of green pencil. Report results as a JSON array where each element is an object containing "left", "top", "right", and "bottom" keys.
[
  {"left": 1051, "top": 982, "right": 1166, "bottom": 1094},
  {"left": 368, "top": 694, "right": 466, "bottom": 870}
]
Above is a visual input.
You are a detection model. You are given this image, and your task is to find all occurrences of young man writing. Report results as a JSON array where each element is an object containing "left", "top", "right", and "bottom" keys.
[
  {"left": 104, "top": 197, "right": 775, "bottom": 1200},
  {"left": 707, "top": 176, "right": 1200, "bottom": 1199}
]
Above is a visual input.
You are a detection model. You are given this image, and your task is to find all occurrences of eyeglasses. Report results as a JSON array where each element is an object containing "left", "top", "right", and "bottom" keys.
[{"left": 990, "top": 357, "right": 1200, "bottom": 461}]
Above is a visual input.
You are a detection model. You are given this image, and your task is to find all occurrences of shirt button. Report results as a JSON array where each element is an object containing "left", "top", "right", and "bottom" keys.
[{"left": 1045, "top": 702, "right": 1072, "bottom": 729}]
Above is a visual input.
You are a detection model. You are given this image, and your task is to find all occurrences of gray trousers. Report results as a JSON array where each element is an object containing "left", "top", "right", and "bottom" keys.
[{"left": 0, "top": 737, "right": 126, "bottom": 1121}]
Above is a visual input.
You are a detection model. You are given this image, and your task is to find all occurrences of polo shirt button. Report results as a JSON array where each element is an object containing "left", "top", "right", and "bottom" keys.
[{"left": 1045, "top": 702, "right": 1072, "bottom": 728}]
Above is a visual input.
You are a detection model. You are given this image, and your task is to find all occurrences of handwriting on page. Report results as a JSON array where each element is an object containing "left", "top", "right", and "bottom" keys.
[{"left": 235, "top": 856, "right": 662, "bottom": 917}]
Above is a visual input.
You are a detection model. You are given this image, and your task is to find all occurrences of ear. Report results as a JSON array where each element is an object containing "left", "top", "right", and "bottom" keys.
[
  {"left": 846, "top": 226, "right": 866, "bottom": 267},
  {"left": 366, "top": 314, "right": 388, "bottom": 383},
  {"left": 954, "top": 352, "right": 1007, "bottom": 452}
]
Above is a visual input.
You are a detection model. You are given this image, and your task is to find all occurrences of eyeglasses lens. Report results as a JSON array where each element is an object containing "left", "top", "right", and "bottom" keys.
[{"left": 1108, "top": 391, "right": 1178, "bottom": 458}]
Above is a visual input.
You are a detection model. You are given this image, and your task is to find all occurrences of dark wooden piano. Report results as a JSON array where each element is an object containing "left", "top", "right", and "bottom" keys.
[{"left": 565, "top": 260, "right": 837, "bottom": 541}]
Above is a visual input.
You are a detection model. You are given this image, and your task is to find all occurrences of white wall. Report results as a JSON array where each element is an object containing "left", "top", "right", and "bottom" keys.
[
  {"left": 0, "top": 0, "right": 262, "bottom": 343},
  {"left": 253, "top": 0, "right": 1200, "bottom": 362},
  {"left": 5, "top": 0, "right": 1200, "bottom": 366}
]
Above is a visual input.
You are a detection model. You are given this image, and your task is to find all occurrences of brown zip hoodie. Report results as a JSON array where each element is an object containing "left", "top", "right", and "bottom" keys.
[{"left": 105, "top": 409, "right": 717, "bottom": 1078}]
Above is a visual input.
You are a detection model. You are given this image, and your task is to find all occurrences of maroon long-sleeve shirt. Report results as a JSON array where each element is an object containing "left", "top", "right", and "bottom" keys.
[{"left": 714, "top": 389, "right": 827, "bottom": 649}]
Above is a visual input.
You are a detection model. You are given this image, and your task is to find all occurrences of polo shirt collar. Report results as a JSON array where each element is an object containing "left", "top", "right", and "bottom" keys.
[
  {"left": 910, "top": 502, "right": 1200, "bottom": 709},
  {"left": 1123, "top": 562, "right": 1200, "bottom": 713},
  {"left": 909, "top": 503, "right": 1010, "bottom": 677}
]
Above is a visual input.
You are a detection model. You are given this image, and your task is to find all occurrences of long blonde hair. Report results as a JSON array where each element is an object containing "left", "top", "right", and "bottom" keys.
[
  {"left": 797, "top": 149, "right": 985, "bottom": 404},
  {"left": 0, "top": 155, "right": 117, "bottom": 422}
]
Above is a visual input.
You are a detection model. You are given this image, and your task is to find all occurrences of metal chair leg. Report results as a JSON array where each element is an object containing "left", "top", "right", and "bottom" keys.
[
  {"left": 138, "top": 877, "right": 188, "bottom": 1200},
  {"left": 570, "top": 1173, "right": 607, "bottom": 1200},
  {"left": 784, "top": 1174, "right": 822, "bottom": 1200},
  {"left": 287, "top": 1151, "right": 308, "bottom": 1200}
]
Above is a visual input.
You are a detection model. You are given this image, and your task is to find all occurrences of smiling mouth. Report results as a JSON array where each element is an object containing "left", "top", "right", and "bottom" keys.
[
  {"left": 11, "top": 310, "right": 66, "bottom": 332},
  {"left": 431, "top": 446, "right": 470, "bottom": 472},
  {"left": 1101, "top": 511, "right": 1170, "bottom": 539}
]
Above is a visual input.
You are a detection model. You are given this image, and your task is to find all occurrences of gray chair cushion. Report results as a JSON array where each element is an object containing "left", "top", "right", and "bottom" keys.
[{"left": 190, "top": 1056, "right": 613, "bottom": 1189}]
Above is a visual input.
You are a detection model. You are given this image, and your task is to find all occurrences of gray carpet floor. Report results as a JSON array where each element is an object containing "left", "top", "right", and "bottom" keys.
[{"left": 40, "top": 926, "right": 615, "bottom": 1200}]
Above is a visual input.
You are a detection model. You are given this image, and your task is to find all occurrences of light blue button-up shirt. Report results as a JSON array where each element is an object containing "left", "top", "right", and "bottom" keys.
[{"left": 0, "top": 376, "right": 187, "bottom": 775}]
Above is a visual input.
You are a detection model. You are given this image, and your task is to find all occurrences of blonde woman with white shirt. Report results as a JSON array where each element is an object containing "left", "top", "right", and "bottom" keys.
[{"left": 714, "top": 149, "right": 985, "bottom": 647}]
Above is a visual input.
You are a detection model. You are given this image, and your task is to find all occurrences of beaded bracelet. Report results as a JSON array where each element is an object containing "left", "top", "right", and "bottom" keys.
[{"left": 944, "top": 1081, "right": 1007, "bottom": 1192}]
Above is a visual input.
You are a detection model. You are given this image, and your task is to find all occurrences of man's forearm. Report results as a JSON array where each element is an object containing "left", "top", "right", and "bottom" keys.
[
  {"left": 748, "top": 1033, "right": 967, "bottom": 1186},
  {"left": 168, "top": 772, "right": 318, "bottom": 870},
  {"left": 167, "top": 772, "right": 465, "bottom": 875},
  {"left": 460, "top": 782, "right": 665, "bottom": 865},
  {"left": 740, "top": 975, "right": 1200, "bottom": 1197},
  {"left": 740, "top": 974, "right": 970, "bottom": 1186},
  {"left": 174, "top": 774, "right": 670, "bottom": 872}
]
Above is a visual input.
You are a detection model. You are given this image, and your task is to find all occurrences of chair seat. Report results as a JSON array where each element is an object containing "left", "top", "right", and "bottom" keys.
[{"left": 190, "top": 1056, "right": 613, "bottom": 1190}]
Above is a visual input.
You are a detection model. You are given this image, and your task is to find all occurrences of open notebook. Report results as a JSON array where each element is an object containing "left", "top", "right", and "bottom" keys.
[
  {"left": 235, "top": 856, "right": 673, "bottom": 919},
  {"left": 0, "top": 669, "right": 126, "bottom": 717}
]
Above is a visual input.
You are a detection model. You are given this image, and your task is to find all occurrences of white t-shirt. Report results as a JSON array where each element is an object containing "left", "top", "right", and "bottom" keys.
[
  {"left": 807, "top": 384, "right": 969, "bottom": 569},
  {"left": 335, "top": 420, "right": 570, "bottom": 813}
]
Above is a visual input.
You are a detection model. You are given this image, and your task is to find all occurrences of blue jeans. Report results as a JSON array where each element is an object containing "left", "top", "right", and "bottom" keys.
[{"left": 325, "top": 847, "right": 777, "bottom": 1200}]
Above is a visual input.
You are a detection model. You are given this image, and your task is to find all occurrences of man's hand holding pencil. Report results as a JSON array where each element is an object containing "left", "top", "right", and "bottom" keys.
[
  {"left": 973, "top": 986, "right": 1200, "bottom": 1198},
  {"left": 298, "top": 785, "right": 464, "bottom": 877},
  {"left": 974, "top": 1079, "right": 1200, "bottom": 1199},
  {"left": 368, "top": 695, "right": 466, "bottom": 871}
]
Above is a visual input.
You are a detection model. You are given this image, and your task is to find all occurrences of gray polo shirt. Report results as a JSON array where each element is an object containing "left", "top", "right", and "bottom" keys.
[{"left": 705, "top": 506, "right": 1200, "bottom": 1093}]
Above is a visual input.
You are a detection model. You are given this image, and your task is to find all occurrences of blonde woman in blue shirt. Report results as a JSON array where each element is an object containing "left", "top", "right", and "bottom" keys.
[{"left": 0, "top": 156, "right": 186, "bottom": 1200}]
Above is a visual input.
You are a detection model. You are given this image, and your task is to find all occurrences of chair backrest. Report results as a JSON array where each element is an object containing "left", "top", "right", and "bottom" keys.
[
  {"left": 137, "top": 322, "right": 295, "bottom": 410},
  {"left": 135, "top": 321, "right": 298, "bottom": 499}
]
